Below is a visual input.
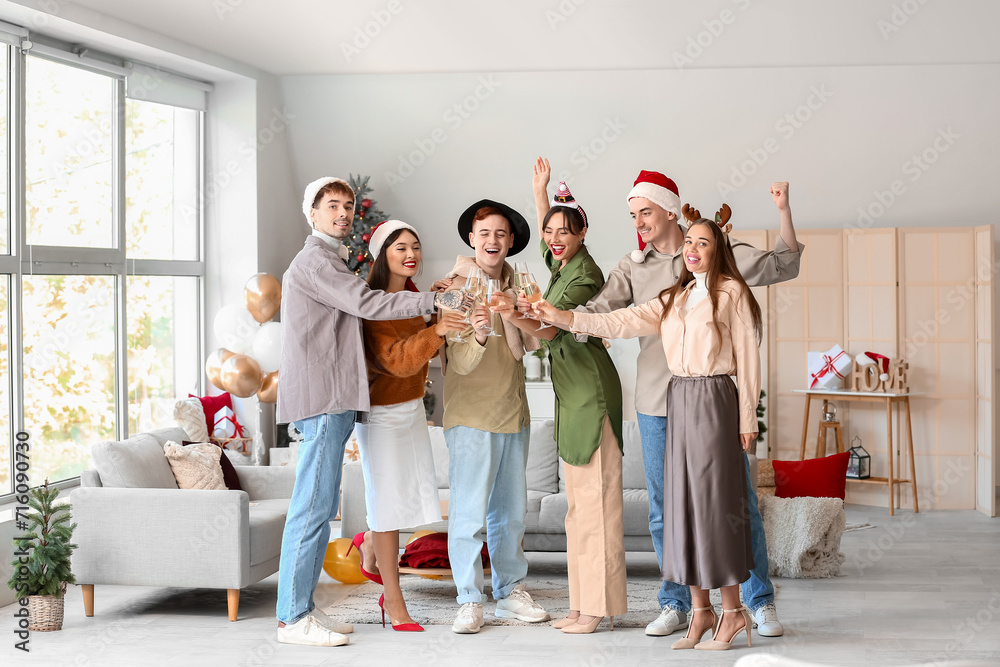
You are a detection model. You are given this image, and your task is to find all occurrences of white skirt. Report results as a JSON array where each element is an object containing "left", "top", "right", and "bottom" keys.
[{"left": 355, "top": 398, "right": 442, "bottom": 532}]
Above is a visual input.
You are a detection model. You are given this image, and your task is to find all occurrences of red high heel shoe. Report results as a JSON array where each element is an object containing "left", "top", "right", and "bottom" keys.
[
  {"left": 347, "top": 531, "right": 383, "bottom": 585},
  {"left": 379, "top": 593, "right": 424, "bottom": 632}
]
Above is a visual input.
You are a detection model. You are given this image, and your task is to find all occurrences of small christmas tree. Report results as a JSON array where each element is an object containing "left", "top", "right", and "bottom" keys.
[
  {"left": 7, "top": 480, "right": 77, "bottom": 598},
  {"left": 345, "top": 174, "right": 390, "bottom": 278}
]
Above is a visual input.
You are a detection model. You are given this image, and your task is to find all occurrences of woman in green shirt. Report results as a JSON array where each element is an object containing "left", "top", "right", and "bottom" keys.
[{"left": 498, "top": 158, "right": 626, "bottom": 634}]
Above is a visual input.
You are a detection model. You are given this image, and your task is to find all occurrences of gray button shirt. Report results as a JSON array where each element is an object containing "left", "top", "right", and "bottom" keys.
[
  {"left": 575, "top": 229, "right": 804, "bottom": 416},
  {"left": 277, "top": 236, "right": 436, "bottom": 423}
]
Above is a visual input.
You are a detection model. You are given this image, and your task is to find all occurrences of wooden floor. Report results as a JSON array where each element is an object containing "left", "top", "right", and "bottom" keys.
[{"left": 3, "top": 505, "right": 999, "bottom": 666}]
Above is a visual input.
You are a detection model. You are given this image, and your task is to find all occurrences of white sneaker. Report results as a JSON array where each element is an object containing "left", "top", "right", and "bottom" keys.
[
  {"left": 644, "top": 607, "right": 689, "bottom": 636},
  {"left": 277, "top": 614, "right": 350, "bottom": 647},
  {"left": 751, "top": 602, "right": 784, "bottom": 637},
  {"left": 452, "top": 602, "right": 485, "bottom": 634},
  {"left": 311, "top": 607, "right": 354, "bottom": 634},
  {"left": 494, "top": 584, "right": 550, "bottom": 622}
]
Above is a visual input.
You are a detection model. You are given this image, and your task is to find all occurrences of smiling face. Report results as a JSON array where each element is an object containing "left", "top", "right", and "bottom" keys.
[
  {"left": 310, "top": 191, "right": 355, "bottom": 239},
  {"left": 385, "top": 229, "right": 421, "bottom": 279},
  {"left": 629, "top": 197, "right": 677, "bottom": 250},
  {"left": 470, "top": 214, "right": 514, "bottom": 274},
  {"left": 543, "top": 209, "right": 586, "bottom": 266},
  {"left": 683, "top": 222, "right": 716, "bottom": 273}
]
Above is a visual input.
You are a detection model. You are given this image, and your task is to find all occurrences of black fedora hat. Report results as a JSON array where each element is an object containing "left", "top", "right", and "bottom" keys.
[{"left": 457, "top": 199, "right": 530, "bottom": 257}]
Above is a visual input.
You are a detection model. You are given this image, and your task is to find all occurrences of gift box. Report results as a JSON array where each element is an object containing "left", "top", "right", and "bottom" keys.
[{"left": 807, "top": 345, "right": 852, "bottom": 390}]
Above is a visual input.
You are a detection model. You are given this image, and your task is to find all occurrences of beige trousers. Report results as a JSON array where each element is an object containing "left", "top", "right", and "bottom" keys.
[{"left": 563, "top": 415, "right": 628, "bottom": 617}]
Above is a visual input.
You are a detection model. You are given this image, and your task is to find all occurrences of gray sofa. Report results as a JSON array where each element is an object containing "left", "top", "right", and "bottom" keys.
[
  {"left": 70, "top": 426, "right": 296, "bottom": 621},
  {"left": 341, "top": 418, "right": 760, "bottom": 551}
]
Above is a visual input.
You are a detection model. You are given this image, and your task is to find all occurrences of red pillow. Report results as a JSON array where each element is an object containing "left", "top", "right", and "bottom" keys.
[
  {"left": 190, "top": 392, "right": 234, "bottom": 437},
  {"left": 772, "top": 452, "right": 850, "bottom": 500}
]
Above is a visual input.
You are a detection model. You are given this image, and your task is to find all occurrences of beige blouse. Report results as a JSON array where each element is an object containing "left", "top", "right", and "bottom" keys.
[{"left": 571, "top": 277, "right": 761, "bottom": 433}]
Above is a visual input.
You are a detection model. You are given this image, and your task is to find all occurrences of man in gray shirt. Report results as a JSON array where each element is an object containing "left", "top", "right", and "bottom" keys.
[{"left": 275, "top": 177, "right": 471, "bottom": 647}]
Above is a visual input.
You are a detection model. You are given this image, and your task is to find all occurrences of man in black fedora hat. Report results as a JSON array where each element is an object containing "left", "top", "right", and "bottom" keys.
[{"left": 438, "top": 199, "right": 550, "bottom": 634}]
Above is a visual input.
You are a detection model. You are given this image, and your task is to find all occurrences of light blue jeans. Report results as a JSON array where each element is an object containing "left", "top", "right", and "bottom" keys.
[
  {"left": 637, "top": 412, "right": 774, "bottom": 613},
  {"left": 445, "top": 425, "right": 530, "bottom": 605},
  {"left": 276, "top": 411, "right": 354, "bottom": 624}
]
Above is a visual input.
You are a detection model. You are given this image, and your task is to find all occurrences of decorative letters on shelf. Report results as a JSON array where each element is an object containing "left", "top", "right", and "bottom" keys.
[{"left": 849, "top": 360, "right": 908, "bottom": 393}]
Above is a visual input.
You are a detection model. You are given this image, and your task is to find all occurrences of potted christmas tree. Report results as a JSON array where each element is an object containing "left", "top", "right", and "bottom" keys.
[{"left": 6, "top": 480, "right": 77, "bottom": 631}]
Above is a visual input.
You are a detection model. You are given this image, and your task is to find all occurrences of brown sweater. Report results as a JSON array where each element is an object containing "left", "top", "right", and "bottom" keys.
[{"left": 362, "top": 316, "right": 444, "bottom": 407}]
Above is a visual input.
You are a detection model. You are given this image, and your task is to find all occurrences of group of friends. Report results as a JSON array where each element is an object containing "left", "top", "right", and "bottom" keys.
[{"left": 273, "top": 157, "right": 804, "bottom": 650}]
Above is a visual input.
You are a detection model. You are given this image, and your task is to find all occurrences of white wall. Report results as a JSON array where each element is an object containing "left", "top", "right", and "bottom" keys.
[{"left": 280, "top": 63, "right": 999, "bottom": 419}]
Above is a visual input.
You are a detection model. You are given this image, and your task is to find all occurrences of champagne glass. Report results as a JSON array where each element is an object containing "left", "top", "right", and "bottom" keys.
[
  {"left": 522, "top": 273, "right": 551, "bottom": 330},
  {"left": 513, "top": 262, "right": 532, "bottom": 320},
  {"left": 448, "top": 268, "right": 482, "bottom": 343},
  {"left": 483, "top": 278, "right": 504, "bottom": 337}
]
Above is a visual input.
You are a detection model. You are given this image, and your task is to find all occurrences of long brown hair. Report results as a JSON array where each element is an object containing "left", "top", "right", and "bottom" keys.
[
  {"left": 657, "top": 220, "right": 763, "bottom": 345},
  {"left": 367, "top": 228, "right": 417, "bottom": 292}
]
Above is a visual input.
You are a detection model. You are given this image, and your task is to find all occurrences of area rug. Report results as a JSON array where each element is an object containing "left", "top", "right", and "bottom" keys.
[
  {"left": 324, "top": 574, "right": 764, "bottom": 627},
  {"left": 843, "top": 522, "right": 874, "bottom": 533}
]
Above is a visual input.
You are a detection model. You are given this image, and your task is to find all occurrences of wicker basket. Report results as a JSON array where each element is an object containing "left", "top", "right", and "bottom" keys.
[{"left": 27, "top": 586, "right": 66, "bottom": 632}]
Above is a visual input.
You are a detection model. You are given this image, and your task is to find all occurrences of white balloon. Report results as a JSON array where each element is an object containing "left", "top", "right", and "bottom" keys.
[
  {"left": 214, "top": 303, "right": 258, "bottom": 355},
  {"left": 251, "top": 321, "right": 284, "bottom": 373}
]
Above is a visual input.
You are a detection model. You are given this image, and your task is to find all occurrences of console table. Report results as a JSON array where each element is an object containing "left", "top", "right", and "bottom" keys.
[{"left": 794, "top": 389, "right": 920, "bottom": 515}]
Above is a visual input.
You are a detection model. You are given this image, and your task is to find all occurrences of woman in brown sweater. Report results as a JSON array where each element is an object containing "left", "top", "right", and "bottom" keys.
[{"left": 354, "top": 220, "right": 466, "bottom": 631}]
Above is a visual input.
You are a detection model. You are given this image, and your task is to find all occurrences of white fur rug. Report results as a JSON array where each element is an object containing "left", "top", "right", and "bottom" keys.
[{"left": 760, "top": 495, "right": 846, "bottom": 578}]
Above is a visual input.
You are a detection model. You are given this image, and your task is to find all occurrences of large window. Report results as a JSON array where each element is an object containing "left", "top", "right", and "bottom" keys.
[{"left": 0, "top": 33, "right": 206, "bottom": 493}]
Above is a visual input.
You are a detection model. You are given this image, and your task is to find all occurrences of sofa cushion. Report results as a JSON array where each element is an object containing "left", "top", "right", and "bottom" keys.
[
  {"left": 526, "top": 420, "right": 559, "bottom": 494},
  {"left": 620, "top": 421, "right": 647, "bottom": 490},
  {"left": 163, "top": 441, "right": 226, "bottom": 490},
  {"left": 174, "top": 398, "right": 210, "bottom": 442},
  {"left": 248, "top": 499, "right": 289, "bottom": 566},
  {"left": 91, "top": 433, "right": 179, "bottom": 489},
  {"left": 148, "top": 426, "right": 192, "bottom": 448},
  {"left": 773, "top": 452, "right": 850, "bottom": 500}
]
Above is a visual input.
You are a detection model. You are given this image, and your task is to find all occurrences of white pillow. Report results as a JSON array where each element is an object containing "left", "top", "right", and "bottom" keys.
[
  {"left": 163, "top": 440, "right": 226, "bottom": 490},
  {"left": 173, "top": 398, "right": 210, "bottom": 442}
]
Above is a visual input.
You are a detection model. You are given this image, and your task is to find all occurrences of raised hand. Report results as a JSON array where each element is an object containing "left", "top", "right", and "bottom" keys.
[
  {"left": 532, "top": 298, "right": 569, "bottom": 328},
  {"left": 770, "top": 182, "right": 790, "bottom": 211},
  {"left": 532, "top": 156, "right": 551, "bottom": 194},
  {"left": 430, "top": 277, "right": 454, "bottom": 293},
  {"left": 488, "top": 291, "right": 517, "bottom": 320},
  {"left": 434, "top": 289, "right": 476, "bottom": 315},
  {"left": 469, "top": 304, "right": 492, "bottom": 331},
  {"left": 434, "top": 311, "right": 468, "bottom": 337}
]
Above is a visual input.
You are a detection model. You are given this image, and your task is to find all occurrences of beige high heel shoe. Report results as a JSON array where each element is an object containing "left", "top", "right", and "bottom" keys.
[
  {"left": 671, "top": 606, "right": 717, "bottom": 650},
  {"left": 694, "top": 607, "right": 752, "bottom": 651},
  {"left": 552, "top": 614, "right": 580, "bottom": 629},
  {"left": 561, "top": 615, "right": 613, "bottom": 634}
]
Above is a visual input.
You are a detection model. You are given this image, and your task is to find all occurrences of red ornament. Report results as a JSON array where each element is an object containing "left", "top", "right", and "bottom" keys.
[
  {"left": 356, "top": 253, "right": 365, "bottom": 262},
  {"left": 362, "top": 232, "right": 371, "bottom": 243},
  {"left": 361, "top": 198, "right": 372, "bottom": 209}
]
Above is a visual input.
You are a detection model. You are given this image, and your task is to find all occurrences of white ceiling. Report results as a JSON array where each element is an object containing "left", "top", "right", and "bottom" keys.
[{"left": 13, "top": 0, "right": 1000, "bottom": 76}]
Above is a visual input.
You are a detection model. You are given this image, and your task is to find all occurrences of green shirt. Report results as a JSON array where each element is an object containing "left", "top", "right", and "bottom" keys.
[{"left": 540, "top": 240, "right": 623, "bottom": 465}]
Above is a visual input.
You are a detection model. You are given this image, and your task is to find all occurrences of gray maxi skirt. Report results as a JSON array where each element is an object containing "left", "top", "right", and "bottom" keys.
[{"left": 662, "top": 375, "right": 754, "bottom": 590}]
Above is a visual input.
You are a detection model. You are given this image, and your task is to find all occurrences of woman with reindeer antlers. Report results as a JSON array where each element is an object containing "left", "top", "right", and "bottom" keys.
[{"left": 534, "top": 202, "right": 763, "bottom": 652}]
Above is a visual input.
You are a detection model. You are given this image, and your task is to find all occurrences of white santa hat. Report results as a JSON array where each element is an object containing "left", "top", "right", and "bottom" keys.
[
  {"left": 368, "top": 220, "right": 418, "bottom": 262},
  {"left": 302, "top": 177, "right": 351, "bottom": 226}
]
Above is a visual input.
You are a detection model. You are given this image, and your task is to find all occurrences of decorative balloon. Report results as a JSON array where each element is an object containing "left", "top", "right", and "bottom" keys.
[
  {"left": 257, "top": 371, "right": 278, "bottom": 404},
  {"left": 219, "top": 354, "right": 263, "bottom": 398},
  {"left": 322, "top": 538, "right": 366, "bottom": 584},
  {"left": 214, "top": 304, "right": 259, "bottom": 355},
  {"left": 244, "top": 273, "right": 282, "bottom": 324},
  {"left": 205, "top": 348, "right": 235, "bottom": 391},
  {"left": 251, "top": 322, "right": 283, "bottom": 374}
]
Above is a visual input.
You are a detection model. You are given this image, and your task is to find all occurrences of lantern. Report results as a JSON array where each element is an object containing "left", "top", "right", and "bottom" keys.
[
  {"left": 822, "top": 400, "right": 837, "bottom": 423},
  {"left": 846, "top": 436, "right": 871, "bottom": 479}
]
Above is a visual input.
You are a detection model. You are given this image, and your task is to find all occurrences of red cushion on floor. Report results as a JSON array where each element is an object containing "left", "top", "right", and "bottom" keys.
[{"left": 772, "top": 452, "right": 850, "bottom": 500}]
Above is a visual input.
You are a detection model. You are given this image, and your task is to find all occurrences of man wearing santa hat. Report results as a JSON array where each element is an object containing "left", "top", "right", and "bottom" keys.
[
  {"left": 275, "top": 177, "right": 473, "bottom": 647},
  {"left": 573, "top": 170, "right": 804, "bottom": 639}
]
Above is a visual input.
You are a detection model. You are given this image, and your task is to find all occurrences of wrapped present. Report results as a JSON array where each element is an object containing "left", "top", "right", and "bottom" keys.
[{"left": 807, "top": 345, "right": 852, "bottom": 390}]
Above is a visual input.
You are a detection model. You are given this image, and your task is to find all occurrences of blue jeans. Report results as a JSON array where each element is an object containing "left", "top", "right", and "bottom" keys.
[
  {"left": 445, "top": 425, "right": 529, "bottom": 605},
  {"left": 637, "top": 412, "right": 774, "bottom": 613},
  {"left": 276, "top": 411, "right": 354, "bottom": 624}
]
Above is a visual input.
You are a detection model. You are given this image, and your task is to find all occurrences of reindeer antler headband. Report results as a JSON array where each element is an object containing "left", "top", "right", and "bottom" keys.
[{"left": 682, "top": 203, "right": 733, "bottom": 235}]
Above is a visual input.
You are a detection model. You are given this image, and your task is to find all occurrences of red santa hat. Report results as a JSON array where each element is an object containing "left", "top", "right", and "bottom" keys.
[
  {"left": 550, "top": 182, "right": 587, "bottom": 227},
  {"left": 628, "top": 171, "right": 681, "bottom": 250},
  {"left": 856, "top": 351, "right": 891, "bottom": 382}
]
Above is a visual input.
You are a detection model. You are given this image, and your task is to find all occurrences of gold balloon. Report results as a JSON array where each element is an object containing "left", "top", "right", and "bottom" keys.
[
  {"left": 205, "top": 348, "right": 235, "bottom": 391},
  {"left": 257, "top": 371, "right": 278, "bottom": 404},
  {"left": 244, "top": 273, "right": 282, "bottom": 324},
  {"left": 219, "top": 354, "right": 263, "bottom": 398},
  {"left": 323, "top": 538, "right": 367, "bottom": 584}
]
